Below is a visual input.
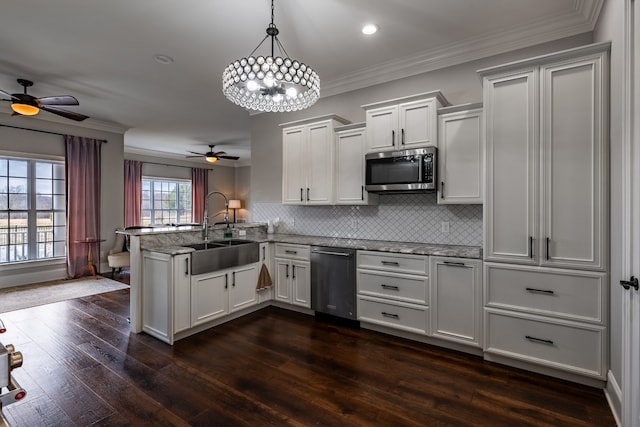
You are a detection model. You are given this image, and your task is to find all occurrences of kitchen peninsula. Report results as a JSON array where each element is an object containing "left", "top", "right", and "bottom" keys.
[{"left": 121, "top": 224, "right": 482, "bottom": 346}]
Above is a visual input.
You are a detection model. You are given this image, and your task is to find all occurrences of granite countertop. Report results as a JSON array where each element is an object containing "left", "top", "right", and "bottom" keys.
[{"left": 258, "top": 234, "right": 482, "bottom": 259}]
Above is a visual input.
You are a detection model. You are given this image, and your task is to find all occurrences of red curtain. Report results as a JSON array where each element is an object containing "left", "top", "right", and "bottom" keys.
[
  {"left": 192, "top": 168, "right": 208, "bottom": 224},
  {"left": 65, "top": 136, "right": 101, "bottom": 279},
  {"left": 124, "top": 160, "right": 142, "bottom": 227}
]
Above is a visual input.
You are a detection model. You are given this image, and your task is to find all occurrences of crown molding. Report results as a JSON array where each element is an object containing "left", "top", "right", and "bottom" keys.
[{"left": 321, "top": 1, "right": 604, "bottom": 98}]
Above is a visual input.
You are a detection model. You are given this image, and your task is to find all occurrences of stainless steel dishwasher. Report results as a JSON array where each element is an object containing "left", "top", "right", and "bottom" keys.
[{"left": 311, "top": 246, "right": 357, "bottom": 320}]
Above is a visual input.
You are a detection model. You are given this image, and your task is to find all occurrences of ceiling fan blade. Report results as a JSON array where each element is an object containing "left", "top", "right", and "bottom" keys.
[
  {"left": 41, "top": 106, "right": 89, "bottom": 121},
  {"left": 218, "top": 155, "right": 240, "bottom": 160},
  {"left": 185, "top": 155, "right": 204, "bottom": 158},
  {"left": 187, "top": 151, "right": 206, "bottom": 156},
  {"left": 38, "top": 95, "right": 79, "bottom": 106},
  {"left": 0, "top": 89, "right": 18, "bottom": 101}
]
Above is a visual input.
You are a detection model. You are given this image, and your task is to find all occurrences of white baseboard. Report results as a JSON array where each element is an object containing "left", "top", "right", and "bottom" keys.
[
  {"left": 604, "top": 370, "right": 622, "bottom": 427},
  {"left": 0, "top": 261, "right": 67, "bottom": 289}
]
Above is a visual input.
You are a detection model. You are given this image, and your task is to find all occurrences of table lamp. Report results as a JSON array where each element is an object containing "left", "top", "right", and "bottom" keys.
[{"left": 228, "top": 199, "right": 241, "bottom": 223}]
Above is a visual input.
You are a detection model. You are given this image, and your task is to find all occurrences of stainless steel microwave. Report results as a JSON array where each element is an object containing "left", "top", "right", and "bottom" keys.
[{"left": 365, "top": 146, "right": 437, "bottom": 193}]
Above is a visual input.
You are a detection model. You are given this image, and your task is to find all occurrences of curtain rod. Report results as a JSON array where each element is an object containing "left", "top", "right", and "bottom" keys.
[
  {"left": 137, "top": 159, "right": 214, "bottom": 171},
  {"left": 0, "top": 123, "right": 108, "bottom": 143}
]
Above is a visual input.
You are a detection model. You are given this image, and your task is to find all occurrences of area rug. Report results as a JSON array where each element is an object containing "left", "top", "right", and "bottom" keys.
[{"left": 0, "top": 277, "right": 129, "bottom": 313}]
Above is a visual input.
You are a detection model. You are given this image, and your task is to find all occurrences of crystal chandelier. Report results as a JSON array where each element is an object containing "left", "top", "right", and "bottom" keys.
[{"left": 222, "top": 0, "right": 320, "bottom": 113}]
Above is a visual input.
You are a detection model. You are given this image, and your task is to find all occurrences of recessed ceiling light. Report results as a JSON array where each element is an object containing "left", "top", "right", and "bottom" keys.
[
  {"left": 362, "top": 24, "right": 378, "bottom": 35},
  {"left": 153, "top": 54, "right": 174, "bottom": 64}
]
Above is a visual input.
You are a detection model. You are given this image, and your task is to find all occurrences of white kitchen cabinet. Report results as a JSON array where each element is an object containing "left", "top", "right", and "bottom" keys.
[
  {"left": 191, "top": 263, "right": 259, "bottom": 326},
  {"left": 357, "top": 251, "right": 430, "bottom": 335},
  {"left": 228, "top": 264, "right": 259, "bottom": 313},
  {"left": 191, "top": 269, "right": 229, "bottom": 326},
  {"left": 142, "top": 251, "right": 191, "bottom": 344},
  {"left": 481, "top": 43, "right": 608, "bottom": 271},
  {"left": 274, "top": 243, "right": 311, "bottom": 308},
  {"left": 479, "top": 42, "right": 610, "bottom": 384},
  {"left": 437, "top": 104, "right": 484, "bottom": 205},
  {"left": 334, "top": 123, "right": 378, "bottom": 205},
  {"left": 282, "top": 114, "right": 350, "bottom": 205},
  {"left": 362, "top": 91, "right": 448, "bottom": 152},
  {"left": 430, "top": 257, "right": 482, "bottom": 347}
]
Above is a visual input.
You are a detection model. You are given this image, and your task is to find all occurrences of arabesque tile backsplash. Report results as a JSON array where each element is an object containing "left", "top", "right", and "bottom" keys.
[{"left": 251, "top": 193, "right": 482, "bottom": 246}]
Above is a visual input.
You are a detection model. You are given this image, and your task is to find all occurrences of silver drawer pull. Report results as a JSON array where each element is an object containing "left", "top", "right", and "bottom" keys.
[
  {"left": 285, "top": 250, "right": 298, "bottom": 255},
  {"left": 443, "top": 261, "right": 466, "bottom": 267},
  {"left": 381, "top": 312, "right": 399, "bottom": 319},
  {"left": 525, "top": 335, "right": 554, "bottom": 345},
  {"left": 381, "top": 284, "right": 399, "bottom": 291},
  {"left": 381, "top": 261, "right": 400, "bottom": 266},
  {"left": 525, "top": 287, "right": 555, "bottom": 295}
]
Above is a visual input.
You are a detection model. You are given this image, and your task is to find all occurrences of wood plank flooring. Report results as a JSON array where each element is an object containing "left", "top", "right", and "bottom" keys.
[{"left": 0, "top": 290, "right": 616, "bottom": 426}]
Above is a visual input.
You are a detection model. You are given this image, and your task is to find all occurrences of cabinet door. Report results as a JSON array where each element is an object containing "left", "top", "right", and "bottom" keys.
[
  {"left": 306, "top": 122, "right": 334, "bottom": 204},
  {"left": 142, "top": 252, "right": 172, "bottom": 342},
  {"left": 484, "top": 69, "right": 539, "bottom": 265},
  {"left": 274, "top": 258, "right": 291, "bottom": 303},
  {"left": 282, "top": 126, "right": 307, "bottom": 204},
  {"left": 430, "top": 257, "right": 482, "bottom": 347},
  {"left": 191, "top": 271, "right": 228, "bottom": 326},
  {"left": 437, "top": 109, "right": 484, "bottom": 204},
  {"left": 539, "top": 55, "right": 606, "bottom": 271},
  {"left": 335, "top": 127, "right": 369, "bottom": 205},
  {"left": 229, "top": 264, "right": 258, "bottom": 313},
  {"left": 291, "top": 261, "right": 311, "bottom": 308},
  {"left": 399, "top": 98, "right": 437, "bottom": 149},
  {"left": 366, "top": 105, "right": 398, "bottom": 152},
  {"left": 173, "top": 254, "right": 192, "bottom": 333}
]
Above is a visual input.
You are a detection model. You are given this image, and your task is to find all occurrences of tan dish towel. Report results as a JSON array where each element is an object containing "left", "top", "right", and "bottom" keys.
[{"left": 257, "top": 263, "right": 273, "bottom": 290}]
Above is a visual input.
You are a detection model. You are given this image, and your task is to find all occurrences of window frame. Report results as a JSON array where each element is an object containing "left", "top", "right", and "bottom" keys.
[
  {"left": 141, "top": 176, "right": 193, "bottom": 226},
  {"left": 0, "top": 153, "right": 66, "bottom": 265}
]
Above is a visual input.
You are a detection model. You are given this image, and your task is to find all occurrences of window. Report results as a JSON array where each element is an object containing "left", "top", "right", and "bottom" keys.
[
  {"left": 141, "top": 178, "right": 192, "bottom": 225},
  {"left": 0, "top": 157, "right": 66, "bottom": 264}
]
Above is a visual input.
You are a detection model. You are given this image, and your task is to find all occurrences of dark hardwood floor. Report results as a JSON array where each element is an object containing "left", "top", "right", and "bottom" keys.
[{"left": 0, "top": 290, "right": 615, "bottom": 426}]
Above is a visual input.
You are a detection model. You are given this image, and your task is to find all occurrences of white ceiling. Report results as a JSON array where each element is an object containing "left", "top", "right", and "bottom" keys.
[{"left": 0, "top": 0, "right": 603, "bottom": 165}]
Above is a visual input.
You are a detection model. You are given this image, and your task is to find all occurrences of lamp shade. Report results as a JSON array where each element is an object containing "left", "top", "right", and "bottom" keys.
[{"left": 228, "top": 199, "right": 241, "bottom": 209}]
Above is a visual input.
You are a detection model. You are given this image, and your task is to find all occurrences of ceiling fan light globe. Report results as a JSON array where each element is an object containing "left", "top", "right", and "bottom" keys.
[
  {"left": 11, "top": 102, "right": 39, "bottom": 116},
  {"left": 206, "top": 156, "right": 218, "bottom": 163}
]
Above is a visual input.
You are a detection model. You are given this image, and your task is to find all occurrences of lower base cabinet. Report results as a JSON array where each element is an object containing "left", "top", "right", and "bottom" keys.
[
  {"left": 430, "top": 256, "right": 482, "bottom": 347},
  {"left": 483, "top": 262, "right": 608, "bottom": 381},
  {"left": 191, "top": 263, "right": 259, "bottom": 326},
  {"left": 274, "top": 243, "right": 311, "bottom": 308}
]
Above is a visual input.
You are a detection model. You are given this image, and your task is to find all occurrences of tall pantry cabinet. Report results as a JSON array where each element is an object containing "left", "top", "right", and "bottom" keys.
[{"left": 479, "top": 42, "right": 610, "bottom": 384}]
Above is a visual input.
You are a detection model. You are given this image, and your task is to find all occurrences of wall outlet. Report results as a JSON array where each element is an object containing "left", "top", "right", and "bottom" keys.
[
  {"left": 350, "top": 218, "right": 358, "bottom": 230},
  {"left": 440, "top": 221, "right": 450, "bottom": 233}
]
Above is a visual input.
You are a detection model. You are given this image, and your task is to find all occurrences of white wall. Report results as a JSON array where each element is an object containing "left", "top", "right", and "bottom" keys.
[
  {"left": 594, "top": 0, "right": 624, "bottom": 420},
  {"left": 0, "top": 113, "right": 124, "bottom": 287},
  {"left": 249, "top": 33, "right": 593, "bottom": 204}
]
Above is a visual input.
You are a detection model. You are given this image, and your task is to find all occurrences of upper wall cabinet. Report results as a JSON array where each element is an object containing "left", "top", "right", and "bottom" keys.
[
  {"left": 479, "top": 42, "right": 609, "bottom": 271},
  {"left": 362, "top": 91, "right": 449, "bottom": 153},
  {"left": 281, "top": 114, "right": 350, "bottom": 205},
  {"left": 334, "top": 123, "right": 378, "bottom": 206},
  {"left": 437, "top": 104, "right": 484, "bottom": 205}
]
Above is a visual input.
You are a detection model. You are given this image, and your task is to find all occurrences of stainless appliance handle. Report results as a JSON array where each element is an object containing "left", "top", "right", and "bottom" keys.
[{"left": 312, "top": 249, "right": 351, "bottom": 257}]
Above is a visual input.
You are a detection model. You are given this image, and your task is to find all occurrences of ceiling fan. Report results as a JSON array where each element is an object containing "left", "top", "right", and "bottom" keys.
[
  {"left": 186, "top": 145, "right": 240, "bottom": 163},
  {"left": 0, "top": 78, "right": 89, "bottom": 121}
]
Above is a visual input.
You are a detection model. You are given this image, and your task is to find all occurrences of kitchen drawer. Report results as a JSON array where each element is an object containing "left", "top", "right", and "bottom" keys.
[
  {"left": 484, "top": 263, "right": 606, "bottom": 323},
  {"left": 357, "top": 270, "right": 428, "bottom": 304},
  {"left": 358, "top": 251, "right": 428, "bottom": 275},
  {"left": 358, "top": 296, "right": 428, "bottom": 335},
  {"left": 484, "top": 309, "right": 605, "bottom": 378},
  {"left": 274, "top": 243, "right": 310, "bottom": 260}
]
